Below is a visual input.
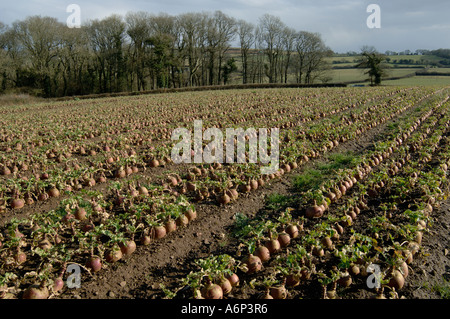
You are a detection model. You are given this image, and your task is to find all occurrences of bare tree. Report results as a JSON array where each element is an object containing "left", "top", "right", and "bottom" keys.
[
  {"left": 202, "top": 11, "right": 236, "bottom": 85},
  {"left": 126, "top": 11, "right": 152, "bottom": 91},
  {"left": 149, "top": 13, "right": 180, "bottom": 88},
  {"left": 0, "top": 22, "right": 9, "bottom": 92},
  {"left": 12, "top": 16, "right": 63, "bottom": 96},
  {"left": 0, "top": 11, "right": 335, "bottom": 97},
  {"left": 214, "top": 11, "right": 236, "bottom": 85},
  {"left": 280, "top": 26, "right": 296, "bottom": 83},
  {"left": 258, "top": 14, "right": 285, "bottom": 83},
  {"left": 177, "top": 12, "right": 208, "bottom": 86},
  {"left": 237, "top": 19, "right": 254, "bottom": 84},
  {"left": 252, "top": 25, "right": 266, "bottom": 84},
  {"left": 294, "top": 31, "right": 308, "bottom": 83},
  {"left": 87, "top": 14, "right": 126, "bottom": 93},
  {"left": 56, "top": 26, "right": 90, "bottom": 96},
  {"left": 294, "top": 31, "right": 331, "bottom": 84}
]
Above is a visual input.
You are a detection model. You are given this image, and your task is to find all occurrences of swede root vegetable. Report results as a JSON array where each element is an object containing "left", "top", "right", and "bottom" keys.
[
  {"left": 414, "top": 231, "right": 423, "bottom": 245},
  {"left": 408, "top": 241, "right": 420, "bottom": 256},
  {"left": 227, "top": 188, "right": 239, "bottom": 200},
  {"left": 186, "top": 181, "right": 197, "bottom": 192},
  {"left": 285, "top": 274, "right": 301, "bottom": 288},
  {"left": 238, "top": 183, "right": 251, "bottom": 193},
  {"left": 14, "top": 248, "right": 27, "bottom": 265},
  {"left": 167, "top": 175, "right": 178, "bottom": 187},
  {"left": 86, "top": 256, "right": 102, "bottom": 272},
  {"left": 254, "top": 245, "right": 271, "bottom": 262},
  {"left": 115, "top": 167, "right": 126, "bottom": 178},
  {"left": 38, "top": 191, "right": 49, "bottom": 201},
  {"left": 337, "top": 272, "right": 352, "bottom": 288},
  {"left": 74, "top": 206, "right": 87, "bottom": 221},
  {"left": 281, "top": 163, "right": 291, "bottom": 173},
  {"left": 176, "top": 214, "right": 189, "bottom": 227},
  {"left": 305, "top": 205, "right": 323, "bottom": 219},
  {"left": 184, "top": 208, "right": 197, "bottom": 221},
  {"left": 125, "top": 166, "right": 133, "bottom": 176},
  {"left": 10, "top": 197, "right": 25, "bottom": 209},
  {"left": 312, "top": 246, "right": 324, "bottom": 257},
  {"left": 388, "top": 269, "right": 405, "bottom": 290},
  {"left": 48, "top": 187, "right": 60, "bottom": 198},
  {"left": 219, "top": 278, "right": 232, "bottom": 295},
  {"left": 226, "top": 273, "right": 239, "bottom": 287},
  {"left": 1, "top": 165, "right": 11, "bottom": 176},
  {"left": 201, "top": 280, "right": 223, "bottom": 299},
  {"left": 152, "top": 225, "right": 167, "bottom": 239},
  {"left": 217, "top": 193, "right": 231, "bottom": 205},
  {"left": 97, "top": 173, "right": 107, "bottom": 183},
  {"left": 149, "top": 159, "right": 159, "bottom": 167},
  {"left": 300, "top": 268, "right": 311, "bottom": 281},
  {"left": 138, "top": 185, "right": 149, "bottom": 196},
  {"left": 22, "top": 282, "right": 49, "bottom": 299},
  {"left": 243, "top": 254, "right": 262, "bottom": 274},
  {"left": 249, "top": 179, "right": 258, "bottom": 190},
  {"left": 259, "top": 288, "right": 274, "bottom": 299},
  {"left": 165, "top": 219, "right": 177, "bottom": 233},
  {"left": 335, "top": 223, "right": 344, "bottom": 235},
  {"left": 53, "top": 276, "right": 64, "bottom": 292},
  {"left": 349, "top": 264, "right": 360, "bottom": 276},
  {"left": 327, "top": 285, "right": 337, "bottom": 299},
  {"left": 119, "top": 240, "right": 136, "bottom": 257},
  {"left": 321, "top": 236, "right": 333, "bottom": 250},
  {"left": 105, "top": 246, "right": 123, "bottom": 263},
  {"left": 285, "top": 224, "right": 299, "bottom": 239},
  {"left": 399, "top": 261, "right": 409, "bottom": 278},
  {"left": 403, "top": 249, "right": 413, "bottom": 264},
  {"left": 265, "top": 236, "right": 281, "bottom": 255},
  {"left": 270, "top": 282, "right": 287, "bottom": 299},
  {"left": 257, "top": 178, "right": 265, "bottom": 187},
  {"left": 140, "top": 233, "right": 152, "bottom": 245},
  {"left": 277, "top": 232, "right": 291, "bottom": 248},
  {"left": 24, "top": 193, "right": 34, "bottom": 205}
]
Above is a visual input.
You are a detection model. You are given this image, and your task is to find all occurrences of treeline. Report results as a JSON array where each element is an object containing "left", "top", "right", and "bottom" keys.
[
  {"left": 428, "top": 49, "right": 450, "bottom": 59},
  {"left": 0, "top": 11, "right": 332, "bottom": 97}
]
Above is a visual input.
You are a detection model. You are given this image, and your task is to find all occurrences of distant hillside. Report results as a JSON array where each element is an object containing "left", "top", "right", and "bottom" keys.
[{"left": 328, "top": 52, "right": 450, "bottom": 70}]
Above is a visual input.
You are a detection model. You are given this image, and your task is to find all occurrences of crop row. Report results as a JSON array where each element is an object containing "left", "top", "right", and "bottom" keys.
[
  {"left": 170, "top": 93, "right": 450, "bottom": 299},
  {"left": 166, "top": 87, "right": 443, "bottom": 207},
  {"left": 0, "top": 87, "right": 447, "bottom": 299},
  {"left": 0, "top": 87, "right": 434, "bottom": 213}
]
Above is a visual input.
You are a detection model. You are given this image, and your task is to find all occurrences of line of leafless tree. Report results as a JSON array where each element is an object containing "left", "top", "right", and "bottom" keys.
[{"left": 0, "top": 11, "right": 332, "bottom": 97}]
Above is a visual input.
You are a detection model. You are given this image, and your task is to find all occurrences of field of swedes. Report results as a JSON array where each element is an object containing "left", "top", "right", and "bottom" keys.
[{"left": 0, "top": 86, "right": 449, "bottom": 300}]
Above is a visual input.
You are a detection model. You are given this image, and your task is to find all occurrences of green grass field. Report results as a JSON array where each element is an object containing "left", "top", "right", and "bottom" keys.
[
  {"left": 328, "top": 54, "right": 444, "bottom": 68},
  {"left": 330, "top": 68, "right": 420, "bottom": 83},
  {"left": 382, "top": 76, "right": 450, "bottom": 86},
  {"left": 327, "top": 54, "right": 450, "bottom": 86}
]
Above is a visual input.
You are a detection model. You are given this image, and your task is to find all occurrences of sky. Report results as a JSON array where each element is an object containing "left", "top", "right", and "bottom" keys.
[{"left": 0, "top": 0, "right": 449, "bottom": 53}]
